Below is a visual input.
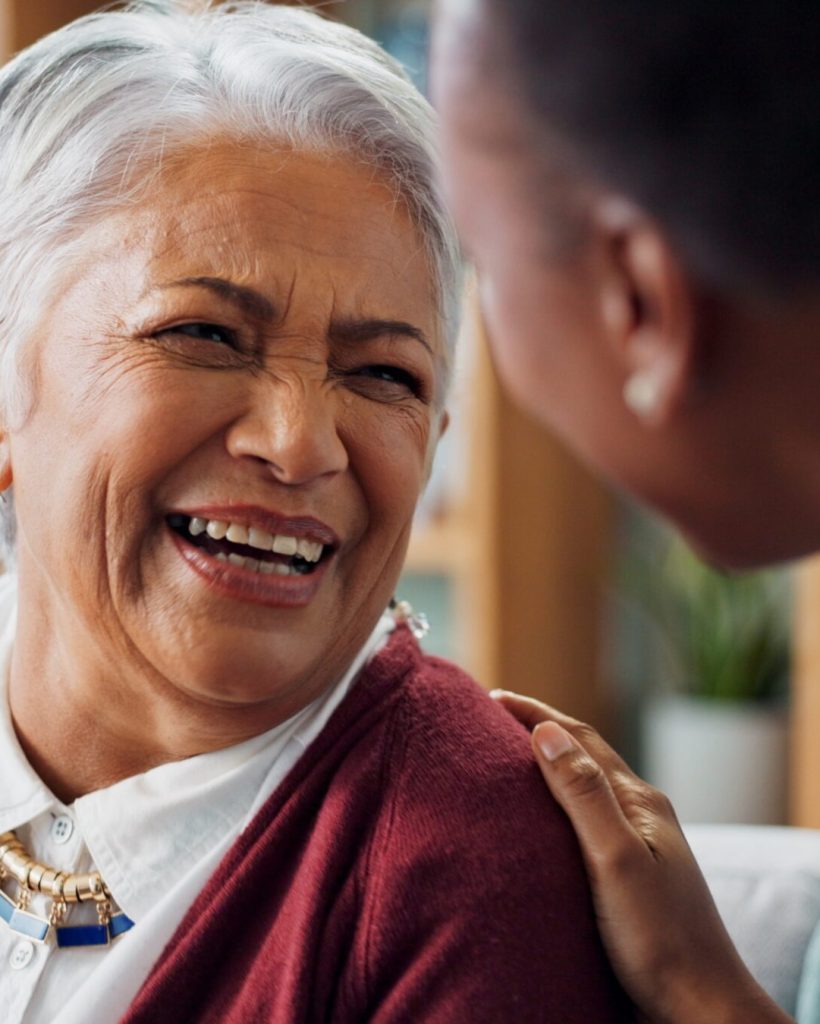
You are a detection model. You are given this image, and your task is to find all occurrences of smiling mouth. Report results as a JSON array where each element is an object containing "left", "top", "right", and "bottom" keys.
[{"left": 167, "top": 514, "right": 331, "bottom": 576}]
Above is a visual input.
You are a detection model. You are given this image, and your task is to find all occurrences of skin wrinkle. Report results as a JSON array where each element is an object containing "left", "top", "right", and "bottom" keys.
[
  {"left": 83, "top": 339, "right": 174, "bottom": 402},
  {"left": 6, "top": 150, "right": 444, "bottom": 424},
  {"left": 150, "top": 278, "right": 434, "bottom": 375},
  {"left": 159, "top": 278, "right": 279, "bottom": 324},
  {"left": 6, "top": 143, "right": 445, "bottom": 800},
  {"left": 13, "top": 471, "right": 129, "bottom": 783}
]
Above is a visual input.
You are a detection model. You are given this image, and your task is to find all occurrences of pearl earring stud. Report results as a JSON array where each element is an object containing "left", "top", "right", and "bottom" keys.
[{"left": 623, "top": 372, "right": 661, "bottom": 420}]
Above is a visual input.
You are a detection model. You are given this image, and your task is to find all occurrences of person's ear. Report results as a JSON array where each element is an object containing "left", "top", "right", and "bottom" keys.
[
  {"left": 437, "top": 409, "right": 450, "bottom": 441},
  {"left": 423, "top": 408, "right": 450, "bottom": 483},
  {"left": 595, "top": 199, "right": 697, "bottom": 427},
  {"left": 0, "top": 429, "right": 13, "bottom": 492}
]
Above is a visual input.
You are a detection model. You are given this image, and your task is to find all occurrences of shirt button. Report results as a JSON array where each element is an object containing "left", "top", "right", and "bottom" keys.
[
  {"left": 50, "top": 814, "right": 73, "bottom": 845},
  {"left": 9, "top": 940, "right": 34, "bottom": 970}
]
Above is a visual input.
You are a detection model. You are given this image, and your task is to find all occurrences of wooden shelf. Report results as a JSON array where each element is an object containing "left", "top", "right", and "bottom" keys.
[
  {"left": 791, "top": 557, "right": 820, "bottom": 826},
  {"left": 405, "top": 516, "right": 475, "bottom": 576}
]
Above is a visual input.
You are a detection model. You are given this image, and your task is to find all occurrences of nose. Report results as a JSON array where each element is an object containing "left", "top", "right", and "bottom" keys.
[{"left": 225, "top": 376, "right": 348, "bottom": 485}]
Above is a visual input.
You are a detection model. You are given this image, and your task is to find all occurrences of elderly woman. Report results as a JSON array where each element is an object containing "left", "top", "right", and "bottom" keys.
[{"left": 0, "top": 3, "right": 628, "bottom": 1023}]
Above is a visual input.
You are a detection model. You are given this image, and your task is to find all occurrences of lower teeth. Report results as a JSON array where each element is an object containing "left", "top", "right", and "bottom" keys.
[{"left": 215, "top": 552, "right": 302, "bottom": 576}]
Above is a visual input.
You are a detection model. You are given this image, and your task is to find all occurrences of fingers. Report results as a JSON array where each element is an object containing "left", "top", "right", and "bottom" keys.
[
  {"left": 490, "top": 690, "right": 556, "bottom": 730},
  {"left": 492, "top": 689, "right": 632, "bottom": 778},
  {"left": 532, "top": 720, "right": 574, "bottom": 760},
  {"left": 528, "top": 721, "right": 643, "bottom": 869},
  {"left": 491, "top": 689, "right": 577, "bottom": 732},
  {"left": 492, "top": 689, "right": 678, "bottom": 860}
]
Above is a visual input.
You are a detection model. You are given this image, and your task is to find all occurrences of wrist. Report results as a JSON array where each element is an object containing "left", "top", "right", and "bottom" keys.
[
  {"left": 722, "top": 992, "right": 792, "bottom": 1024},
  {"left": 657, "top": 962, "right": 793, "bottom": 1024},
  {"left": 683, "top": 980, "right": 792, "bottom": 1024}
]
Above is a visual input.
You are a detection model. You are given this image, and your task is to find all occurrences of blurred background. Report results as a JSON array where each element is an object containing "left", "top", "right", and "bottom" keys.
[{"left": 7, "top": 0, "right": 820, "bottom": 830}]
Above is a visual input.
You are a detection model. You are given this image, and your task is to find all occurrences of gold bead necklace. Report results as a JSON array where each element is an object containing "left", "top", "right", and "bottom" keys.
[{"left": 0, "top": 829, "right": 133, "bottom": 947}]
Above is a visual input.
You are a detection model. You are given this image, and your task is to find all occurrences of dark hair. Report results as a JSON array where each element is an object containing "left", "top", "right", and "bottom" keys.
[{"left": 486, "top": 0, "right": 820, "bottom": 294}]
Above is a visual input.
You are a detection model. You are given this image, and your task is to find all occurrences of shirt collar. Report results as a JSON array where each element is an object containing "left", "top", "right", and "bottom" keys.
[{"left": 0, "top": 587, "right": 394, "bottom": 921}]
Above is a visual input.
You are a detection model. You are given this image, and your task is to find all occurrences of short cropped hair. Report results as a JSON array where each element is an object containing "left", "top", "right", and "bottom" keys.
[
  {"left": 485, "top": 0, "right": 820, "bottom": 294},
  {"left": 0, "top": 0, "right": 461, "bottom": 558}
]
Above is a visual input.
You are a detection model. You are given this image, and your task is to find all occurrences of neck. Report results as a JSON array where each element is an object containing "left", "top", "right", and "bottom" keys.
[{"left": 7, "top": 589, "right": 334, "bottom": 803}]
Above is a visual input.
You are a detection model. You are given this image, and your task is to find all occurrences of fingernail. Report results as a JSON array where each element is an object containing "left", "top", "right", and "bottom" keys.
[
  {"left": 489, "top": 689, "right": 507, "bottom": 699},
  {"left": 535, "top": 722, "right": 574, "bottom": 762}
]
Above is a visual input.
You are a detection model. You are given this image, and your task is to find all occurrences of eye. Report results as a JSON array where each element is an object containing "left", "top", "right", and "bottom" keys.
[
  {"left": 159, "top": 322, "right": 237, "bottom": 347},
  {"left": 360, "top": 366, "right": 419, "bottom": 393},
  {"left": 348, "top": 366, "right": 425, "bottom": 401}
]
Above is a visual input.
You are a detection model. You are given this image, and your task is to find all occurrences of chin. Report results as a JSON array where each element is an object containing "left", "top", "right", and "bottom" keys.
[
  {"left": 161, "top": 639, "right": 305, "bottom": 708},
  {"left": 678, "top": 523, "right": 805, "bottom": 573}
]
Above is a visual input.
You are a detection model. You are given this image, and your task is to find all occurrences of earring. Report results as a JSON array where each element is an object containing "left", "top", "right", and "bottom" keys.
[{"left": 623, "top": 372, "right": 661, "bottom": 420}]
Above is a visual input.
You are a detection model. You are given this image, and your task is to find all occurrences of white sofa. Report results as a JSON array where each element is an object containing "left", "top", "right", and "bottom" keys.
[{"left": 686, "top": 825, "right": 820, "bottom": 1021}]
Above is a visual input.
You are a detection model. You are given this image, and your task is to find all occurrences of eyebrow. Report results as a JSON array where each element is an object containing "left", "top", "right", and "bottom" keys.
[
  {"left": 330, "top": 318, "right": 433, "bottom": 356},
  {"left": 157, "top": 276, "right": 433, "bottom": 355},
  {"left": 159, "top": 276, "right": 277, "bottom": 322}
]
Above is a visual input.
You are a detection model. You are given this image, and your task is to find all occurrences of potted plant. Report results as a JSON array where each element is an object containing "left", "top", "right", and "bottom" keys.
[{"left": 627, "top": 533, "right": 791, "bottom": 824}]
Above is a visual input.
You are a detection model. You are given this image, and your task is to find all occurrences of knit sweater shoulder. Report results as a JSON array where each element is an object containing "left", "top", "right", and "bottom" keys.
[{"left": 121, "top": 627, "right": 630, "bottom": 1023}]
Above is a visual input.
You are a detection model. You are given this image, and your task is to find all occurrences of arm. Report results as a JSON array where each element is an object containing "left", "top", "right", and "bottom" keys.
[{"left": 493, "top": 691, "right": 794, "bottom": 1024}]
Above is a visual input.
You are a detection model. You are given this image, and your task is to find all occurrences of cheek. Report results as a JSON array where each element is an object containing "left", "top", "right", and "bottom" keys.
[
  {"left": 479, "top": 251, "right": 618, "bottom": 443},
  {"left": 15, "top": 361, "right": 229, "bottom": 552},
  {"left": 348, "top": 409, "right": 431, "bottom": 536},
  {"left": 478, "top": 269, "right": 562, "bottom": 420}
]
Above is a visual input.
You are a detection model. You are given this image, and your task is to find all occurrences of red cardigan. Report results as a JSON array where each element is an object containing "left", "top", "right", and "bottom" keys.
[{"left": 121, "top": 627, "right": 630, "bottom": 1022}]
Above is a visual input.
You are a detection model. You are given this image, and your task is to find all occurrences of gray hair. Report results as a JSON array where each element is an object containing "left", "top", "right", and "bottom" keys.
[{"left": 0, "top": 0, "right": 461, "bottom": 560}]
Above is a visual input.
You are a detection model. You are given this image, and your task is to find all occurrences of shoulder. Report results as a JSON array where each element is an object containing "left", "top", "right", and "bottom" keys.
[
  {"left": 356, "top": 630, "right": 550, "bottom": 827},
  {"left": 385, "top": 643, "right": 568, "bottom": 834},
  {"left": 354, "top": 636, "right": 628, "bottom": 1021},
  {"left": 344, "top": 629, "right": 583, "bottom": 869}
]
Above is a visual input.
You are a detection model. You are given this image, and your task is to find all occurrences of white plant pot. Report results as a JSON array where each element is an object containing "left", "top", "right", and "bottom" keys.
[{"left": 642, "top": 695, "right": 788, "bottom": 825}]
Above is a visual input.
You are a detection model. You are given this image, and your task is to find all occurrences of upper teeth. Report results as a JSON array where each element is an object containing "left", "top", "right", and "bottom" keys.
[{"left": 188, "top": 517, "right": 324, "bottom": 562}]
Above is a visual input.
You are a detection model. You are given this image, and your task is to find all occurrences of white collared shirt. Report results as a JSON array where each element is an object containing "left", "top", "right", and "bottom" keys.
[{"left": 0, "top": 574, "right": 393, "bottom": 1024}]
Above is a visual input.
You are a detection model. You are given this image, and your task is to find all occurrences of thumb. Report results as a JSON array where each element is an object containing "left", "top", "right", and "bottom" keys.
[{"left": 531, "top": 722, "right": 638, "bottom": 866}]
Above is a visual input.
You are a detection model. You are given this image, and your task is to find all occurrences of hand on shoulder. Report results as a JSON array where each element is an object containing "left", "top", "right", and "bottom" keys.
[{"left": 492, "top": 691, "right": 795, "bottom": 1024}]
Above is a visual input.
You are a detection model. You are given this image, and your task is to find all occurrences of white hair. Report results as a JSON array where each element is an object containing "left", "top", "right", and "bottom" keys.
[{"left": 0, "top": 0, "right": 461, "bottom": 559}]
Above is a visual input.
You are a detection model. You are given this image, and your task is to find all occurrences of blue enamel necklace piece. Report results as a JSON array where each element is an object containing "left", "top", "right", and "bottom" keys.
[{"left": 0, "top": 831, "right": 134, "bottom": 948}]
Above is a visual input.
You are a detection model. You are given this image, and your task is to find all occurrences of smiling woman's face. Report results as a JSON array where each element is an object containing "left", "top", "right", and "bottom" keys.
[{"left": 4, "top": 143, "right": 443, "bottom": 716}]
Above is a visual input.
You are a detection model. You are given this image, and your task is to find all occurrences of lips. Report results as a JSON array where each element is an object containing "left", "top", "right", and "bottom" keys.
[{"left": 166, "top": 506, "right": 339, "bottom": 606}]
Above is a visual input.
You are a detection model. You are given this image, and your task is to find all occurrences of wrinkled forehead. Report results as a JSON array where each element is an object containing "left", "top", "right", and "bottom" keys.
[{"left": 63, "top": 143, "right": 443, "bottom": 345}]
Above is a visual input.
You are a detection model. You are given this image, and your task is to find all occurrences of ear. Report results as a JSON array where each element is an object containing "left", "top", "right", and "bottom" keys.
[
  {"left": 0, "top": 429, "right": 12, "bottom": 493},
  {"left": 423, "top": 408, "right": 450, "bottom": 483},
  {"left": 436, "top": 408, "right": 451, "bottom": 441},
  {"left": 595, "top": 198, "right": 697, "bottom": 427}
]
